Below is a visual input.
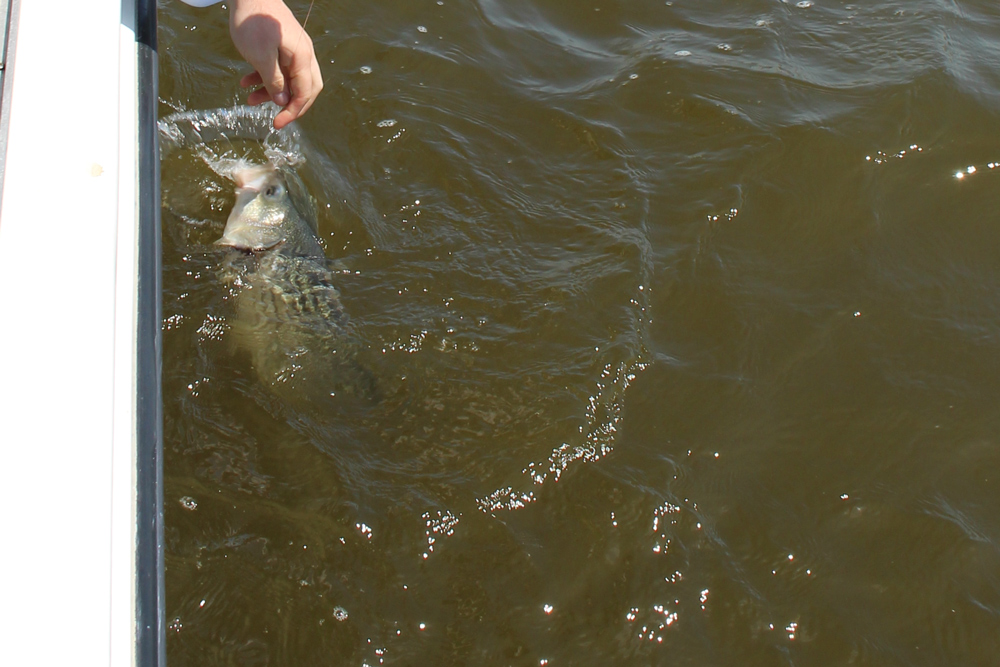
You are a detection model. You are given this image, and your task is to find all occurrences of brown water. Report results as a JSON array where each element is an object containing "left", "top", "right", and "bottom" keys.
[{"left": 159, "top": 1, "right": 1000, "bottom": 664}]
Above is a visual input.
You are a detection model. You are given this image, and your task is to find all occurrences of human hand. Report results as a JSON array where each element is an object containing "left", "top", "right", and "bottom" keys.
[{"left": 229, "top": 0, "right": 323, "bottom": 129}]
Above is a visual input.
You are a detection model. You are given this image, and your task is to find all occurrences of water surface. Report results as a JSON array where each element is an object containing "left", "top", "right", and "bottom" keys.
[{"left": 160, "top": 1, "right": 1000, "bottom": 664}]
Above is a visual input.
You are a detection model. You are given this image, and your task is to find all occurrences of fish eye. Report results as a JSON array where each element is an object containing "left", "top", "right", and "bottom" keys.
[{"left": 264, "top": 184, "right": 284, "bottom": 198}]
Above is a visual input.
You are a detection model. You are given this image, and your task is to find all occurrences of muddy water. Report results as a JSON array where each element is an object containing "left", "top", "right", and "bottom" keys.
[{"left": 159, "top": 1, "right": 1000, "bottom": 664}]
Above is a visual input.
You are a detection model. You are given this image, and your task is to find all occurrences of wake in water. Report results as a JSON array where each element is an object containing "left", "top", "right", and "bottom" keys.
[{"left": 477, "top": 357, "right": 650, "bottom": 513}]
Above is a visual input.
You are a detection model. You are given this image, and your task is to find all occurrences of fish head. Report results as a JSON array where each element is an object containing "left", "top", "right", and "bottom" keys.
[{"left": 217, "top": 165, "right": 320, "bottom": 255}]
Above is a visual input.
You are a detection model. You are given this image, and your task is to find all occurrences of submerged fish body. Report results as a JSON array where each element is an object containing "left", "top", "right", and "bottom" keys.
[{"left": 218, "top": 165, "right": 374, "bottom": 404}]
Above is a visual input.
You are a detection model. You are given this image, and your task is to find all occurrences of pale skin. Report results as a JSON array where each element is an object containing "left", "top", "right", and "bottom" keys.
[{"left": 228, "top": 0, "right": 323, "bottom": 129}]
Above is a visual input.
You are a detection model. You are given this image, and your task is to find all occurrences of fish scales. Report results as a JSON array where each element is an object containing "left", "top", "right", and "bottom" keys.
[{"left": 241, "top": 255, "right": 347, "bottom": 331}]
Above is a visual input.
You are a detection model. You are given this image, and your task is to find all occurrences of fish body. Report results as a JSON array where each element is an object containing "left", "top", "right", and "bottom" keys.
[{"left": 219, "top": 166, "right": 373, "bottom": 403}]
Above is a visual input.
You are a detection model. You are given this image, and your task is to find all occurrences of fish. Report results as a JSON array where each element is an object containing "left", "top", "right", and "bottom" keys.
[
  {"left": 217, "top": 164, "right": 376, "bottom": 405},
  {"left": 219, "top": 164, "right": 324, "bottom": 256}
]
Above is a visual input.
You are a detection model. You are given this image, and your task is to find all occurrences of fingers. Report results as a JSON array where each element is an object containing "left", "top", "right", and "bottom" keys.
[
  {"left": 241, "top": 72, "right": 271, "bottom": 107},
  {"left": 229, "top": 8, "right": 289, "bottom": 104},
  {"left": 246, "top": 87, "right": 272, "bottom": 106},
  {"left": 251, "top": 46, "right": 290, "bottom": 107},
  {"left": 268, "top": 27, "right": 323, "bottom": 129},
  {"left": 229, "top": 0, "right": 323, "bottom": 128},
  {"left": 273, "top": 53, "right": 324, "bottom": 129},
  {"left": 239, "top": 71, "right": 289, "bottom": 107},
  {"left": 240, "top": 71, "right": 262, "bottom": 89}
]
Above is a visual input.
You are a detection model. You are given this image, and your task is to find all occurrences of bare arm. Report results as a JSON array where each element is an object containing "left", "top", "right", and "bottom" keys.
[{"left": 228, "top": 0, "right": 324, "bottom": 129}]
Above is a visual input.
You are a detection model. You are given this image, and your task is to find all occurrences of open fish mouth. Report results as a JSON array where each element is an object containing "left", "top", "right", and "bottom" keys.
[
  {"left": 234, "top": 165, "right": 275, "bottom": 190},
  {"left": 215, "top": 237, "right": 285, "bottom": 253}
]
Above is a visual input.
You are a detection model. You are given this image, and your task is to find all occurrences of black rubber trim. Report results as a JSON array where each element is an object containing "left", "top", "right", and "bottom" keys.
[
  {"left": 135, "top": 1, "right": 164, "bottom": 666},
  {"left": 136, "top": 0, "right": 156, "bottom": 50}
]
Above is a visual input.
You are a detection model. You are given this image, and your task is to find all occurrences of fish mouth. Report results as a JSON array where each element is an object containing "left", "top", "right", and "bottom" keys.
[
  {"left": 215, "top": 164, "right": 287, "bottom": 252},
  {"left": 234, "top": 165, "right": 274, "bottom": 191},
  {"left": 226, "top": 165, "right": 275, "bottom": 211},
  {"left": 215, "top": 238, "right": 285, "bottom": 253},
  {"left": 216, "top": 165, "right": 283, "bottom": 252}
]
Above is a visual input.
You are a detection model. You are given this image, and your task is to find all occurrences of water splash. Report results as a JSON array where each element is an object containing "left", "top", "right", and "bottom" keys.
[{"left": 158, "top": 104, "right": 307, "bottom": 172}]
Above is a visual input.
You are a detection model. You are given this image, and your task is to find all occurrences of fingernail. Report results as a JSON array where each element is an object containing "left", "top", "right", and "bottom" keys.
[{"left": 274, "top": 91, "right": 289, "bottom": 106}]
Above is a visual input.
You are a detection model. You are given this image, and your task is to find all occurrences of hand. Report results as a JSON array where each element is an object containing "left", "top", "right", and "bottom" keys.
[{"left": 229, "top": 0, "right": 324, "bottom": 129}]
